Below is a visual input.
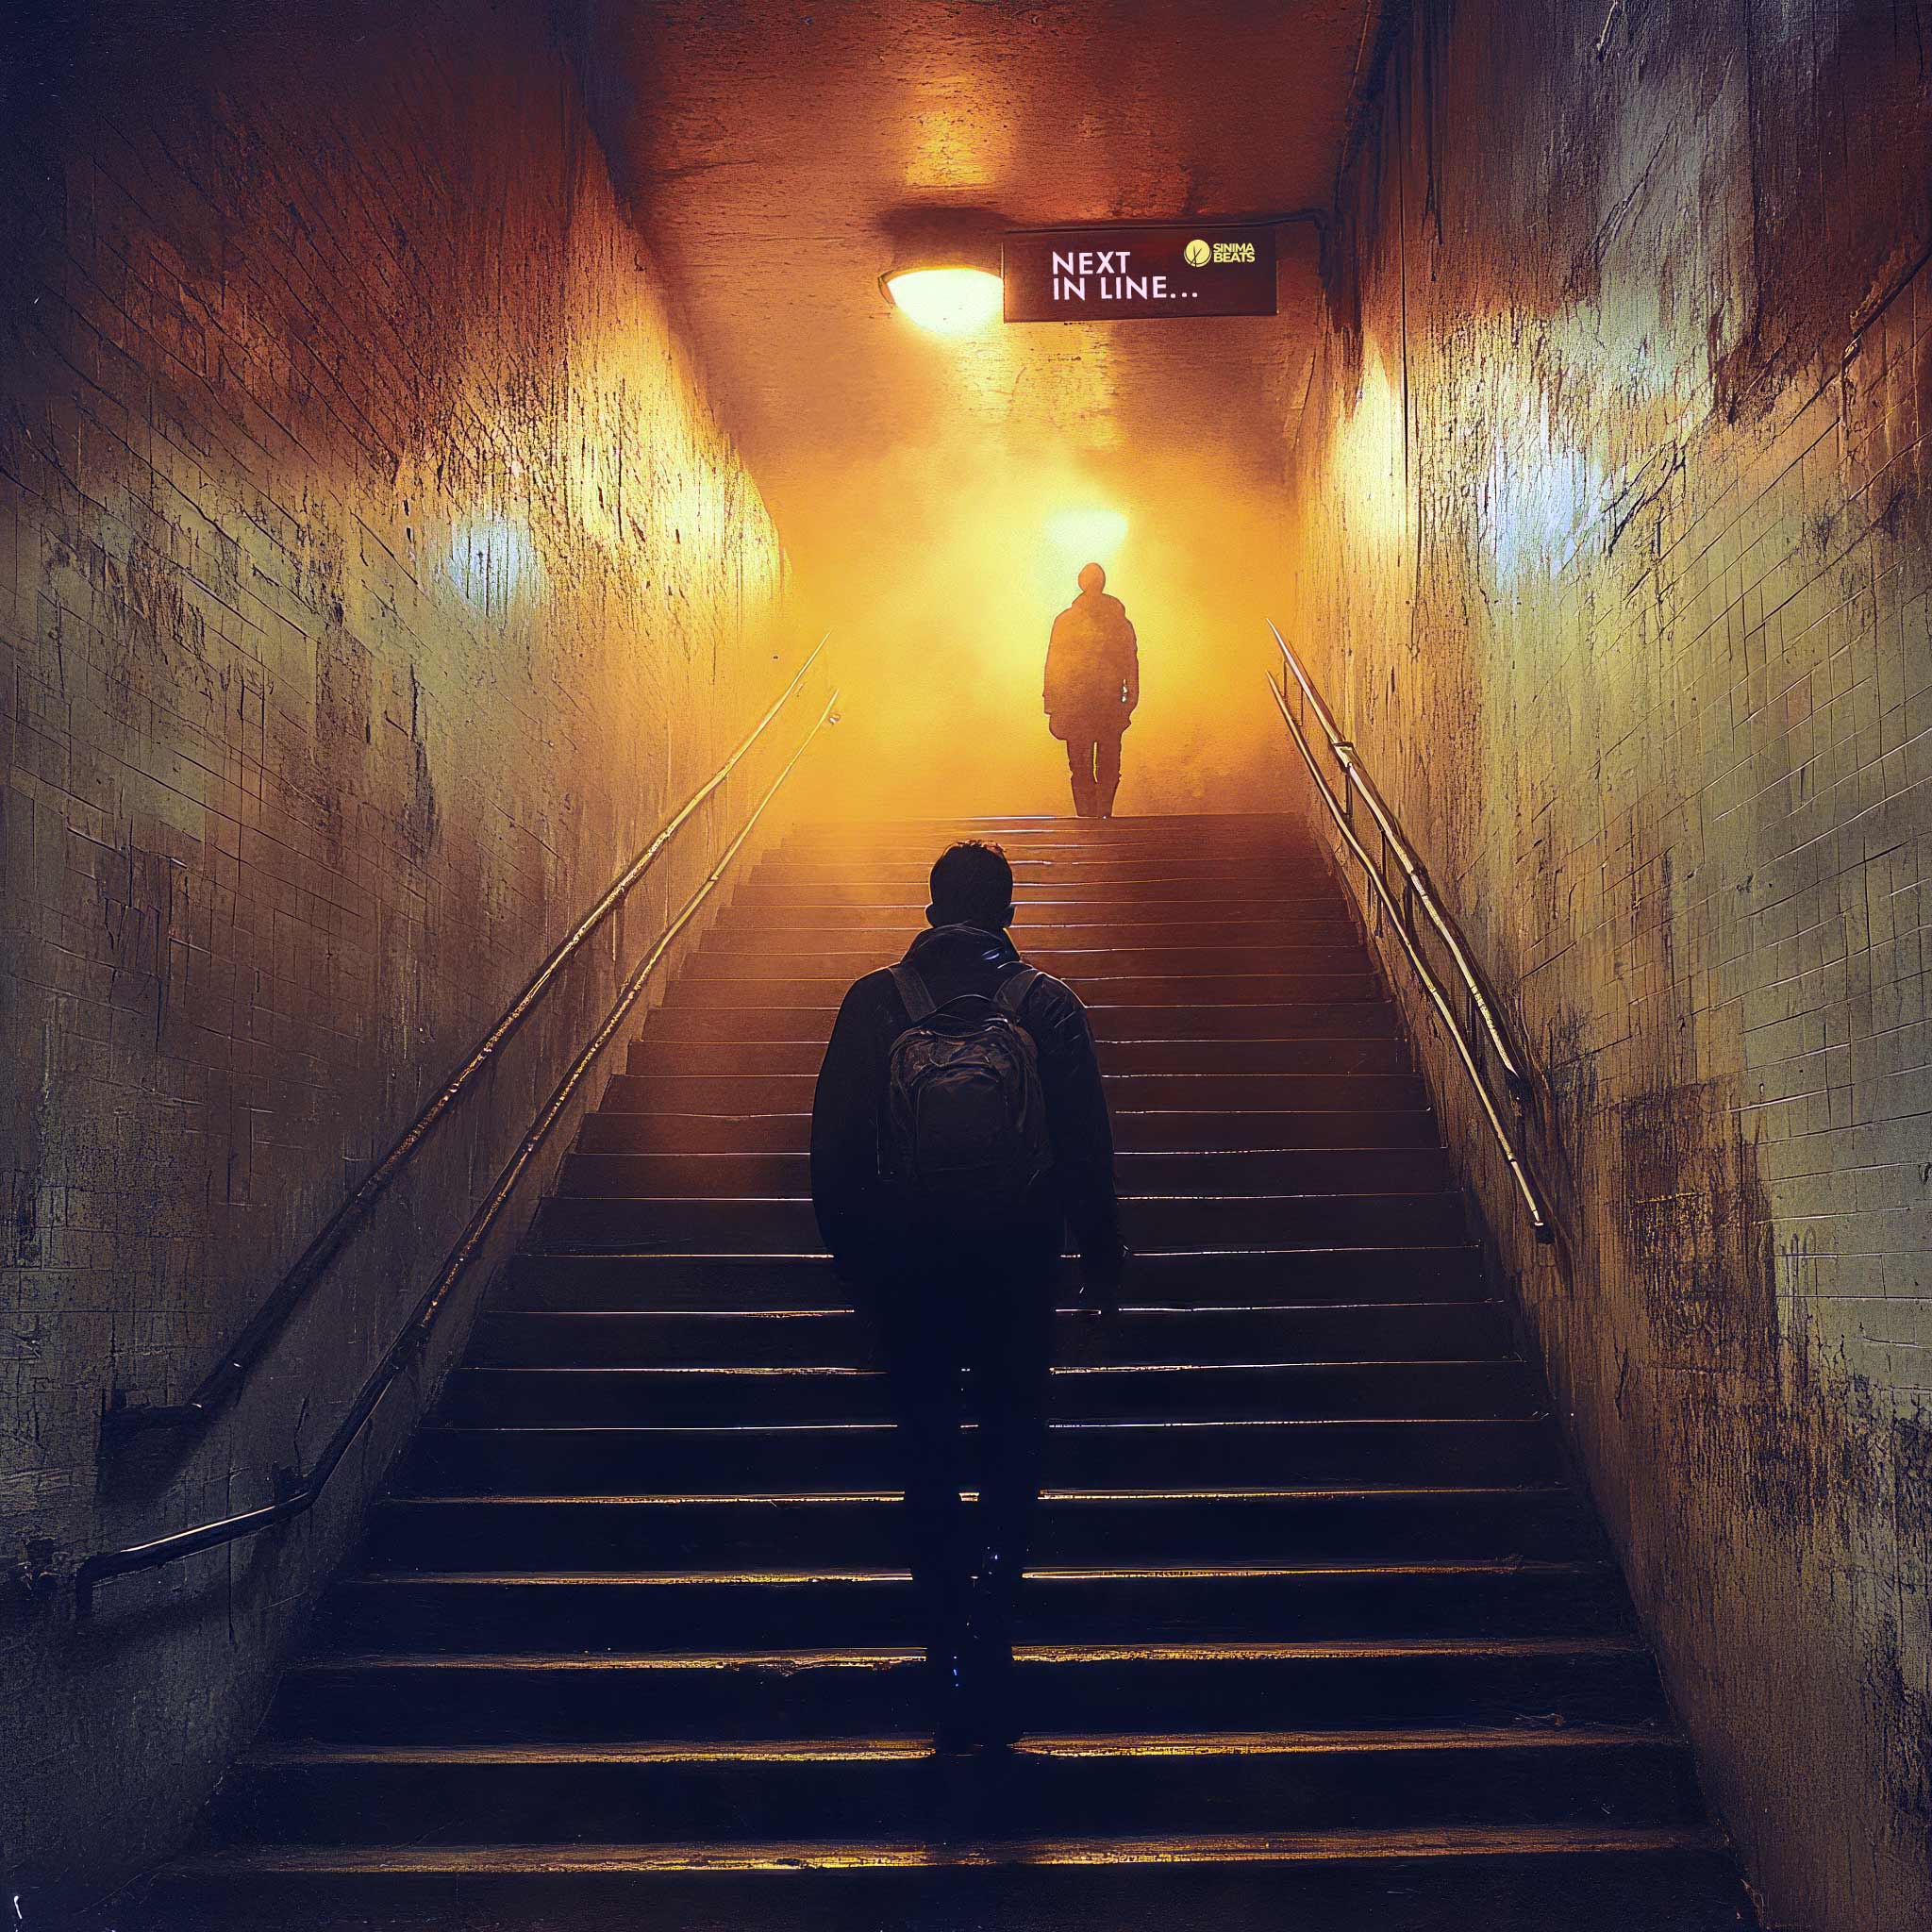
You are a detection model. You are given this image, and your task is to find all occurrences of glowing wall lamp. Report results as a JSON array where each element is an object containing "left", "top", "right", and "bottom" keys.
[
  {"left": 880, "top": 265, "right": 1004, "bottom": 334},
  {"left": 878, "top": 207, "right": 1006, "bottom": 333}
]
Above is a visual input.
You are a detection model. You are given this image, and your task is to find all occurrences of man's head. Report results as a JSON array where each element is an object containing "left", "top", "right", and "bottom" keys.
[
  {"left": 1077, "top": 561, "right": 1106, "bottom": 594},
  {"left": 927, "top": 839, "right": 1015, "bottom": 932}
]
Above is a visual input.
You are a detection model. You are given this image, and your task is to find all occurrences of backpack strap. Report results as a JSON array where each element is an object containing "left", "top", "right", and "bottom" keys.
[
  {"left": 994, "top": 966, "right": 1043, "bottom": 1018},
  {"left": 888, "top": 963, "right": 938, "bottom": 1024}
]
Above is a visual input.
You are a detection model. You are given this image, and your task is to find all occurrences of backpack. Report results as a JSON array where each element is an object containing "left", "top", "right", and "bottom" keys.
[{"left": 880, "top": 963, "right": 1052, "bottom": 1219}]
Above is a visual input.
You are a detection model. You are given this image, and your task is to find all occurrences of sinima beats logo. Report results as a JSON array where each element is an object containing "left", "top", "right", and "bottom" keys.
[{"left": 1184, "top": 238, "right": 1211, "bottom": 267}]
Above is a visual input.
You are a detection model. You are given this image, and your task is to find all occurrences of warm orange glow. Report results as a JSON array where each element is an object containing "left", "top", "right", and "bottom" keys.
[
  {"left": 882, "top": 266, "right": 1004, "bottom": 334},
  {"left": 1043, "top": 506, "right": 1129, "bottom": 568},
  {"left": 777, "top": 431, "right": 1288, "bottom": 823}
]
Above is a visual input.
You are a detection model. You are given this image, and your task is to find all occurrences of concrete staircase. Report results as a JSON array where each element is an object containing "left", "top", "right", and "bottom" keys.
[{"left": 144, "top": 814, "right": 1756, "bottom": 1928}]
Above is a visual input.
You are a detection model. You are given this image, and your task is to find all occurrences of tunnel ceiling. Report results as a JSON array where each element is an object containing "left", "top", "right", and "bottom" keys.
[{"left": 585, "top": 0, "right": 1376, "bottom": 517}]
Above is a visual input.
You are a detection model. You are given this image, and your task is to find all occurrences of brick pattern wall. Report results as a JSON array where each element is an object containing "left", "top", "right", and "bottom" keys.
[
  {"left": 1280, "top": 5, "right": 1932, "bottom": 1926},
  {"left": 1, "top": 1, "right": 791, "bottom": 1895}
]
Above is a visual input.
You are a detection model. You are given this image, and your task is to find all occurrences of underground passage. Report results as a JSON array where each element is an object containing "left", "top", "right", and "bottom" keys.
[{"left": 5, "top": 3, "right": 1931, "bottom": 1928}]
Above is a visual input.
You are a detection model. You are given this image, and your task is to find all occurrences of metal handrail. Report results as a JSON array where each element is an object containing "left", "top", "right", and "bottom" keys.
[
  {"left": 1271, "top": 625, "right": 1528, "bottom": 1096},
  {"left": 1267, "top": 626, "right": 1552, "bottom": 1241},
  {"left": 74, "top": 684, "right": 840, "bottom": 1612},
  {"left": 104, "top": 637, "right": 829, "bottom": 1437}
]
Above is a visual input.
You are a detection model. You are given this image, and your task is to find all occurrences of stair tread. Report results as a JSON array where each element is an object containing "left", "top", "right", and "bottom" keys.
[
  {"left": 638, "top": 1024, "right": 1393, "bottom": 1036},
  {"left": 517, "top": 1243, "right": 1475, "bottom": 1259},
  {"left": 657, "top": 1004, "right": 1398, "bottom": 1020},
  {"left": 296, "top": 1633, "right": 1645, "bottom": 1670},
  {"left": 520, "top": 1243, "right": 1481, "bottom": 1257},
  {"left": 241, "top": 1724, "right": 1681, "bottom": 1767},
  {"left": 542, "top": 1190, "right": 1462, "bottom": 1203},
  {"left": 487, "top": 1301, "right": 1500, "bottom": 1316},
  {"left": 164, "top": 1821, "right": 1729, "bottom": 1876},
  {"left": 456, "top": 1358, "right": 1522, "bottom": 1374},
  {"left": 418, "top": 1412, "right": 1543, "bottom": 1430},
  {"left": 580, "top": 1118, "right": 1439, "bottom": 1133},
  {"left": 383, "top": 1480, "right": 1574, "bottom": 1503},
  {"left": 321, "top": 1558, "right": 1613, "bottom": 1590}
]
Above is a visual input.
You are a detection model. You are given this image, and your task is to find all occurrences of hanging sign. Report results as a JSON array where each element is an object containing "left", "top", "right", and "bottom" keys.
[{"left": 1001, "top": 224, "right": 1277, "bottom": 322}]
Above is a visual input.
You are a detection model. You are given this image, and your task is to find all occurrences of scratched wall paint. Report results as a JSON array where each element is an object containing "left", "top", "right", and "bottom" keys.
[
  {"left": 1282, "top": 4, "right": 1932, "bottom": 1926},
  {"left": 0, "top": 0, "right": 789, "bottom": 1900}
]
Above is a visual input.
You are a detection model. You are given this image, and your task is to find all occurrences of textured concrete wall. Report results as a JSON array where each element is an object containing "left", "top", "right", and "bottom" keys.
[
  {"left": 0, "top": 0, "right": 791, "bottom": 1899},
  {"left": 1281, "top": 4, "right": 1932, "bottom": 1925}
]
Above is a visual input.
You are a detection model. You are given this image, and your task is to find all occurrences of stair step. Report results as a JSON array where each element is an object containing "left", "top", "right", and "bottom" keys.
[
  {"left": 728, "top": 881, "right": 1347, "bottom": 910},
  {"left": 768, "top": 829, "right": 1311, "bottom": 848},
  {"left": 781, "top": 812, "right": 1300, "bottom": 839},
  {"left": 643, "top": 1002, "right": 1400, "bottom": 1045},
  {"left": 677, "top": 974, "right": 1382, "bottom": 1008},
  {"left": 788, "top": 812, "right": 1300, "bottom": 825},
  {"left": 274, "top": 1632, "right": 1656, "bottom": 1740},
  {"left": 535, "top": 1191, "right": 1466, "bottom": 1252},
  {"left": 468, "top": 1304, "right": 1513, "bottom": 1367},
  {"left": 366, "top": 1483, "right": 1597, "bottom": 1572},
  {"left": 305, "top": 1566, "right": 1636, "bottom": 1659},
  {"left": 758, "top": 840, "right": 1312, "bottom": 864},
  {"left": 557, "top": 1147, "right": 1450, "bottom": 1198},
  {"left": 722, "top": 918, "right": 1356, "bottom": 944},
  {"left": 773, "top": 843, "right": 1319, "bottom": 865},
  {"left": 600, "top": 1070, "right": 1431, "bottom": 1111},
  {"left": 624, "top": 1038, "right": 1410, "bottom": 1077},
  {"left": 393, "top": 1418, "right": 1558, "bottom": 1501},
  {"left": 502, "top": 1247, "right": 1489, "bottom": 1310},
  {"left": 691, "top": 943, "right": 1373, "bottom": 977},
  {"left": 146, "top": 1828, "right": 1753, "bottom": 1932},
  {"left": 574, "top": 1108, "right": 1443, "bottom": 1155},
  {"left": 754, "top": 867, "right": 1339, "bottom": 895},
  {"left": 439, "top": 1360, "right": 1539, "bottom": 1427},
  {"left": 209, "top": 1726, "right": 1705, "bottom": 1845}
]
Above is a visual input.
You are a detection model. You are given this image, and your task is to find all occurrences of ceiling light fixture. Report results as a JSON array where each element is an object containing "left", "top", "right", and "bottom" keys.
[
  {"left": 879, "top": 265, "right": 1005, "bottom": 334},
  {"left": 877, "top": 207, "right": 1007, "bottom": 334}
]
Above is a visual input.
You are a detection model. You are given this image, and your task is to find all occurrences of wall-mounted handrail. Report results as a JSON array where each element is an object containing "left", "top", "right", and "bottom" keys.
[
  {"left": 1267, "top": 625, "right": 1552, "bottom": 1242},
  {"left": 1271, "top": 624, "right": 1529, "bottom": 1099},
  {"left": 74, "top": 686, "right": 839, "bottom": 1613},
  {"left": 104, "top": 638, "right": 830, "bottom": 1438}
]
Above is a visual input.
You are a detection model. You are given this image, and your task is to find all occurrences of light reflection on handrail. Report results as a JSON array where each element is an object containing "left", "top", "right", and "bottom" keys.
[{"left": 1267, "top": 628, "right": 1552, "bottom": 1242}]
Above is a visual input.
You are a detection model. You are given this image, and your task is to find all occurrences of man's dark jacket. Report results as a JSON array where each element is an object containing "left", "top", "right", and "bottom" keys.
[
  {"left": 810, "top": 922, "right": 1121, "bottom": 1288},
  {"left": 1044, "top": 590, "right": 1140, "bottom": 741}
]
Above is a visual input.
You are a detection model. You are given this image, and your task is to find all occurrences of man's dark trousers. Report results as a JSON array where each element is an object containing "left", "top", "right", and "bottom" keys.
[
  {"left": 862, "top": 1236, "right": 1058, "bottom": 1625},
  {"left": 1064, "top": 728, "right": 1124, "bottom": 818}
]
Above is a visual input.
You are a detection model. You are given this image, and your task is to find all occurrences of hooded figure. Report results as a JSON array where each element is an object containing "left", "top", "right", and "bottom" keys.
[{"left": 1044, "top": 562, "right": 1139, "bottom": 818}]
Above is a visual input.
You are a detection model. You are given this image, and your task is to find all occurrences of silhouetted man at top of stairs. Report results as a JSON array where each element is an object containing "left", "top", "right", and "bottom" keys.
[
  {"left": 1046, "top": 561, "right": 1139, "bottom": 819},
  {"left": 809, "top": 838, "right": 1126, "bottom": 1752}
]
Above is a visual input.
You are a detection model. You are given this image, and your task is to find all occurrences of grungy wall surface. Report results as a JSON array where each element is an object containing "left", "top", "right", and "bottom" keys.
[
  {"left": 0, "top": 0, "right": 789, "bottom": 1896},
  {"left": 1281, "top": 2, "right": 1932, "bottom": 1925}
]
